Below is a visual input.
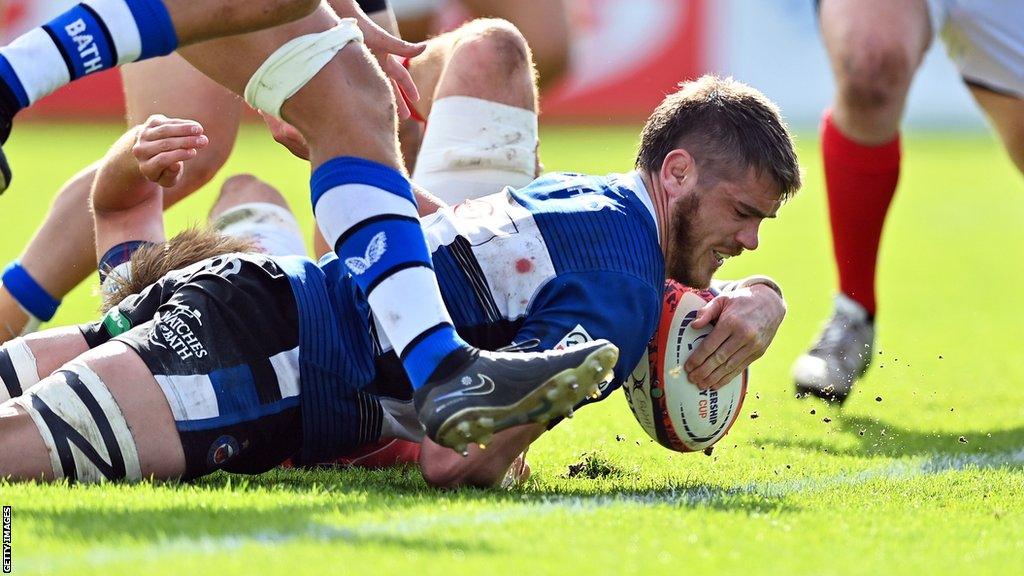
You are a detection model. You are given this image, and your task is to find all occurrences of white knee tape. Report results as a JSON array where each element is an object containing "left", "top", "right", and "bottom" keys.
[
  {"left": 245, "top": 19, "right": 364, "bottom": 119},
  {"left": 14, "top": 361, "right": 142, "bottom": 482},
  {"left": 213, "top": 202, "right": 308, "bottom": 257},
  {"left": 413, "top": 96, "right": 538, "bottom": 205}
]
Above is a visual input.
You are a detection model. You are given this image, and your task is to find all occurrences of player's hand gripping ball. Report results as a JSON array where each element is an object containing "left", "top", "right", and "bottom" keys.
[{"left": 623, "top": 280, "right": 748, "bottom": 452}]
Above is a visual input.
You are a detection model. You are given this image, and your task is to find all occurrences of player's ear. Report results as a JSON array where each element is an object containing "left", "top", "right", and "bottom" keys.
[{"left": 659, "top": 149, "right": 696, "bottom": 200}]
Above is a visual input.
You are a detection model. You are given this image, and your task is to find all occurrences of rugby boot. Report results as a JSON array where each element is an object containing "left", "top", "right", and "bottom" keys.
[
  {"left": 793, "top": 293, "right": 874, "bottom": 404},
  {"left": 415, "top": 340, "right": 619, "bottom": 455}
]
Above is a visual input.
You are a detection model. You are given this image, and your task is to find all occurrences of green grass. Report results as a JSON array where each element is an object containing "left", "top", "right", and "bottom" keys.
[{"left": 2, "top": 123, "right": 1024, "bottom": 575}]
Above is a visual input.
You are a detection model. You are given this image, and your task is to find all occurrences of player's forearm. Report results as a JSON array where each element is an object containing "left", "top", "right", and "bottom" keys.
[
  {"left": 91, "top": 126, "right": 166, "bottom": 261},
  {"left": 91, "top": 125, "right": 161, "bottom": 214}
]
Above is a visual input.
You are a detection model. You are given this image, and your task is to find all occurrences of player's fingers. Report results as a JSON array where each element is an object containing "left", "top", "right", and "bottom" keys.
[
  {"left": 140, "top": 120, "right": 203, "bottom": 141},
  {"left": 683, "top": 322, "right": 728, "bottom": 374},
  {"left": 705, "top": 348, "right": 754, "bottom": 391},
  {"left": 363, "top": 23, "right": 426, "bottom": 59},
  {"left": 688, "top": 334, "right": 745, "bottom": 389},
  {"left": 140, "top": 149, "right": 196, "bottom": 182},
  {"left": 157, "top": 161, "right": 185, "bottom": 188},
  {"left": 690, "top": 297, "right": 724, "bottom": 330},
  {"left": 392, "top": 78, "right": 411, "bottom": 121},
  {"left": 133, "top": 135, "right": 208, "bottom": 160},
  {"left": 383, "top": 54, "right": 420, "bottom": 105}
]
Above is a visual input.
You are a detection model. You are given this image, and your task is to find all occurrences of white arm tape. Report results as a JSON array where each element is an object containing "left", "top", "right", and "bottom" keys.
[
  {"left": 0, "top": 337, "right": 41, "bottom": 402},
  {"left": 244, "top": 19, "right": 364, "bottom": 119}
]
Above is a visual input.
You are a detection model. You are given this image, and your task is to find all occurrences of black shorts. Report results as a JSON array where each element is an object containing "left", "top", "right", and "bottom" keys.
[{"left": 81, "top": 253, "right": 304, "bottom": 480}]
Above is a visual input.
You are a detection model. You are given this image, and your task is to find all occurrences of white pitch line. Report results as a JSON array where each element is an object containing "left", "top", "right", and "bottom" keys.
[{"left": 16, "top": 449, "right": 1024, "bottom": 571}]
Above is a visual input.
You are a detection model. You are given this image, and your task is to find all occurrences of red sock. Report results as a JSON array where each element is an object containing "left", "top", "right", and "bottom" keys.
[{"left": 821, "top": 110, "right": 901, "bottom": 317}]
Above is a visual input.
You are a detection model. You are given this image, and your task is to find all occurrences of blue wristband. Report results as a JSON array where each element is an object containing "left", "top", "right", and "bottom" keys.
[{"left": 1, "top": 262, "right": 60, "bottom": 321}]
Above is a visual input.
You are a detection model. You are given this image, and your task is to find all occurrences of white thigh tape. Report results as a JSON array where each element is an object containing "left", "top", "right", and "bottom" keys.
[
  {"left": 213, "top": 202, "right": 308, "bottom": 257},
  {"left": 413, "top": 96, "right": 538, "bottom": 205},
  {"left": 14, "top": 361, "right": 142, "bottom": 482},
  {"left": 245, "top": 19, "right": 364, "bottom": 119},
  {"left": 0, "top": 338, "right": 41, "bottom": 402}
]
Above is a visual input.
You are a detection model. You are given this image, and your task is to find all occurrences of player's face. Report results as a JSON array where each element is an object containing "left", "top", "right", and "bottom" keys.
[{"left": 667, "top": 167, "right": 780, "bottom": 287}]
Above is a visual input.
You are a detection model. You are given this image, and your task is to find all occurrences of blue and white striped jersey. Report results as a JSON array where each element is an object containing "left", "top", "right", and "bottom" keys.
[{"left": 287, "top": 171, "right": 665, "bottom": 458}]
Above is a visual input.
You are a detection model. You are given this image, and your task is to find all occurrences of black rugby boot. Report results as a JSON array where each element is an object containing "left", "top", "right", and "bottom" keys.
[{"left": 414, "top": 340, "right": 619, "bottom": 455}]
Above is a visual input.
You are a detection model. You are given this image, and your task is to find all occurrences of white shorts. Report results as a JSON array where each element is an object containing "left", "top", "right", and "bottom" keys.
[{"left": 928, "top": 0, "right": 1024, "bottom": 97}]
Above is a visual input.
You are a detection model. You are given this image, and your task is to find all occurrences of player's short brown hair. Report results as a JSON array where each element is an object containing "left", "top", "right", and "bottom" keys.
[
  {"left": 636, "top": 75, "right": 801, "bottom": 199},
  {"left": 101, "top": 227, "right": 256, "bottom": 312}
]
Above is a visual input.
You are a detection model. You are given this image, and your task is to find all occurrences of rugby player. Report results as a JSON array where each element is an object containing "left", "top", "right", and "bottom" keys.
[
  {"left": 793, "top": 0, "right": 1024, "bottom": 402},
  {"left": 0, "top": 74, "right": 799, "bottom": 486},
  {"left": 0, "top": 1, "right": 617, "bottom": 445}
]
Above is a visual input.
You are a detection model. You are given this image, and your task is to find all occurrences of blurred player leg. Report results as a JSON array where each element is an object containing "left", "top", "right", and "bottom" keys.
[
  {"left": 0, "top": 54, "right": 240, "bottom": 343},
  {"left": 793, "top": 0, "right": 932, "bottom": 402},
  {"left": 970, "top": 87, "right": 1024, "bottom": 173},
  {"left": 0, "top": 342, "right": 185, "bottom": 481},
  {"left": 941, "top": 0, "right": 1024, "bottom": 174},
  {"left": 408, "top": 18, "right": 538, "bottom": 205}
]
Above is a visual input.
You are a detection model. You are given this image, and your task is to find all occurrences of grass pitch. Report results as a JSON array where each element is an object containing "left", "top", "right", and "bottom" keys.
[{"left": 1, "top": 122, "right": 1023, "bottom": 575}]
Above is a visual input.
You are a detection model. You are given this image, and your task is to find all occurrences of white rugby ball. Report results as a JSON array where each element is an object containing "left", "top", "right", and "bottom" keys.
[{"left": 623, "top": 280, "right": 748, "bottom": 452}]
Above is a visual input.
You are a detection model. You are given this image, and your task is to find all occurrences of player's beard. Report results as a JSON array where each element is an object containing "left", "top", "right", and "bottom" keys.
[{"left": 665, "top": 193, "right": 708, "bottom": 288}]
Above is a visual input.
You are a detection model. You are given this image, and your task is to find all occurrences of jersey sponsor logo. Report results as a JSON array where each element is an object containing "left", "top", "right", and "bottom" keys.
[
  {"left": 150, "top": 303, "right": 208, "bottom": 361},
  {"left": 345, "top": 232, "right": 387, "bottom": 275},
  {"left": 62, "top": 19, "right": 104, "bottom": 75},
  {"left": 101, "top": 306, "right": 133, "bottom": 337}
]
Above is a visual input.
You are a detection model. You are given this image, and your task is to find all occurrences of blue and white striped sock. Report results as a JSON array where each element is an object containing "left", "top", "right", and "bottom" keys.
[
  {"left": 312, "top": 157, "right": 472, "bottom": 389},
  {"left": 0, "top": 0, "right": 177, "bottom": 114}
]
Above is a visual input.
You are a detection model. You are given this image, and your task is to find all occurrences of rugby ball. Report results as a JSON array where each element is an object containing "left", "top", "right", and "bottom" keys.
[{"left": 623, "top": 280, "right": 748, "bottom": 452}]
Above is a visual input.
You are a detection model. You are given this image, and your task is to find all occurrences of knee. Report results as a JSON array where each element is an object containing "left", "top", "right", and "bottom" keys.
[
  {"left": 451, "top": 19, "right": 532, "bottom": 80},
  {"left": 210, "top": 174, "right": 289, "bottom": 217},
  {"left": 834, "top": 41, "right": 916, "bottom": 113}
]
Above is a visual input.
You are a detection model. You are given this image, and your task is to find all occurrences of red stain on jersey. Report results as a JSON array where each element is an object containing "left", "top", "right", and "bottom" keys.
[{"left": 515, "top": 258, "right": 533, "bottom": 274}]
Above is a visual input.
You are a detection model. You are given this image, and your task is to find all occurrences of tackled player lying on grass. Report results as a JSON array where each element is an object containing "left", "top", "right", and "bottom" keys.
[{"left": 0, "top": 74, "right": 798, "bottom": 487}]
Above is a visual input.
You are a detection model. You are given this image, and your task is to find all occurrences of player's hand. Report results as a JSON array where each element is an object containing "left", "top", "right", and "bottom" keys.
[
  {"left": 260, "top": 112, "right": 310, "bottom": 160},
  {"left": 132, "top": 115, "right": 208, "bottom": 188},
  {"left": 333, "top": 0, "right": 425, "bottom": 119},
  {"left": 684, "top": 284, "right": 786, "bottom": 390}
]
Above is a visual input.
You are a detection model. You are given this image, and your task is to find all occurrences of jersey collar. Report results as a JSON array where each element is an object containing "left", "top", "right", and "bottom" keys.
[{"left": 628, "top": 170, "right": 659, "bottom": 242}]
